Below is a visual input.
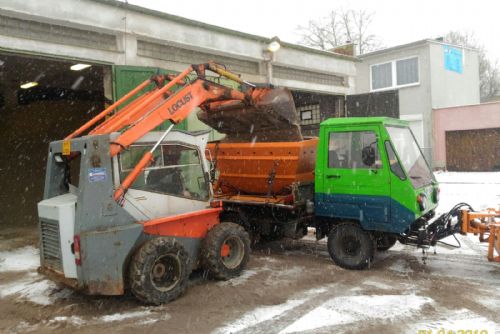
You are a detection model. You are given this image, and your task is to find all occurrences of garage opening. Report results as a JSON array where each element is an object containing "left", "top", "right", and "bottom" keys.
[
  {"left": 291, "top": 91, "right": 345, "bottom": 137},
  {"left": 0, "top": 52, "right": 111, "bottom": 227}
]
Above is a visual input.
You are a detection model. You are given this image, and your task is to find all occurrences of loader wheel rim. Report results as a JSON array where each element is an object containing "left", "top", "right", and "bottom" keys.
[
  {"left": 220, "top": 236, "right": 245, "bottom": 269},
  {"left": 342, "top": 236, "right": 361, "bottom": 256},
  {"left": 151, "top": 254, "right": 181, "bottom": 292}
]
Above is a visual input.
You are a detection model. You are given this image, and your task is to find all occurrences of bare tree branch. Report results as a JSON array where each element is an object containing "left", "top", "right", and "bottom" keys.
[{"left": 296, "top": 8, "right": 381, "bottom": 55}]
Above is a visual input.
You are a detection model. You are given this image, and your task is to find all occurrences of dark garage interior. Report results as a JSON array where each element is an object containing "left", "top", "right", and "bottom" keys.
[{"left": 0, "top": 53, "right": 109, "bottom": 227}]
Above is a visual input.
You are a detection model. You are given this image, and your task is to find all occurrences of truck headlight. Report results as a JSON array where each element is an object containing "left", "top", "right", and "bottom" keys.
[{"left": 417, "top": 193, "right": 426, "bottom": 211}]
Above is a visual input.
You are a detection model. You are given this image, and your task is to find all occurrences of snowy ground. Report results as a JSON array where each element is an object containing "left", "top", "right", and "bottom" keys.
[{"left": 0, "top": 172, "right": 498, "bottom": 334}]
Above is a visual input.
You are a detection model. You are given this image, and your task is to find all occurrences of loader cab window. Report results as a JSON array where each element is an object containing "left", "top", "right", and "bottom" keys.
[
  {"left": 54, "top": 152, "right": 81, "bottom": 192},
  {"left": 328, "top": 131, "right": 382, "bottom": 169},
  {"left": 119, "top": 144, "right": 209, "bottom": 201}
]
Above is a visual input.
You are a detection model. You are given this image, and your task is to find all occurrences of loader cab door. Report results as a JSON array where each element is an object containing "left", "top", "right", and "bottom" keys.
[
  {"left": 316, "top": 125, "right": 391, "bottom": 231},
  {"left": 117, "top": 142, "right": 210, "bottom": 220}
]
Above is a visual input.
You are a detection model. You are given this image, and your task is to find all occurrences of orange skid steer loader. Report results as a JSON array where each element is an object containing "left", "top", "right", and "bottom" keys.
[{"left": 37, "top": 62, "right": 299, "bottom": 304}]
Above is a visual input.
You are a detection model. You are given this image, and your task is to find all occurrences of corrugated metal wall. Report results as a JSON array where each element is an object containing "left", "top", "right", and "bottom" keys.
[{"left": 445, "top": 128, "right": 500, "bottom": 171}]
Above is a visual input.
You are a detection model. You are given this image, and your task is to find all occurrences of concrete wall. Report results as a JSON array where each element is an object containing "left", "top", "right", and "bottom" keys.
[
  {"left": 432, "top": 102, "right": 500, "bottom": 168},
  {"left": 429, "top": 43, "right": 480, "bottom": 108},
  {"left": 0, "top": 0, "right": 356, "bottom": 94}
]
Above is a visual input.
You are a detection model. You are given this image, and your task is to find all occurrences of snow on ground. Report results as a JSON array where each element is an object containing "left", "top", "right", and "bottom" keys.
[
  {"left": 0, "top": 246, "right": 39, "bottom": 272},
  {"left": 0, "top": 245, "right": 73, "bottom": 305},
  {"left": 215, "top": 287, "right": 328, "bottom": 334},
  {"left": 215, "top": 298, "right": 307, "bottom": 334},
  {"left": 217, "top": 269, "right": 261, "bottom": 287},
  {"left": 99, "top": 310, "right": 155, "bottom": 322},
  {"left": 19, "top": 308, "right": 170, "bottom": 331},
  {"left": 0, "top": 275, "right": 57, "bottom": 305},
  {"left": 434, "top": 171, "right": 500, "bottom": 214},
  {"left": 281, "top": 294, "right": 433, "bottom": 333},
  {"left": 409, "top": 309, "right": 496, "bottom": 333}
]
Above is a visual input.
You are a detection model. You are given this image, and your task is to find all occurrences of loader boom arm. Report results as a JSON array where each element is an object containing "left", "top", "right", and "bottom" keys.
[
  {"left": 67, "top": 63, "right": 250, "bottom": 156},
  {"left": 65, "top": 63, "right": 258, "bottom": 200}
]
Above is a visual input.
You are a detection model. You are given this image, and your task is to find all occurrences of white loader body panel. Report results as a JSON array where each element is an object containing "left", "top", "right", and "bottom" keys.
[{"left": 37, "top": 193, "right": 78, "bottom": 278}]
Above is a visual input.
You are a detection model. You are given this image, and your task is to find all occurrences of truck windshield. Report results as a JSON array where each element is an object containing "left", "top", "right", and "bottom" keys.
[{"left": 386, "top": 126, "right": 433, "bottom": 188}]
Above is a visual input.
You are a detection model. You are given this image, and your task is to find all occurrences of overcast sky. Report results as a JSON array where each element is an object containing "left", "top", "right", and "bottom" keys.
[{"left": 127, "top": 0, "right": 500, "bottom": 61}]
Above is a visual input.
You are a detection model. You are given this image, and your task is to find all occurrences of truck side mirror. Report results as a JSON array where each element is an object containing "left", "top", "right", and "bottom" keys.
[{"left": 362, "top": 146, "right": 375, "bottom": 167}]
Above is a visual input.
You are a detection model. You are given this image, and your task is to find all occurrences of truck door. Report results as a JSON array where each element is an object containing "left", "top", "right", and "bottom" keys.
[{"left": 316, "top": 125, "right": 391, "bottom": 231}]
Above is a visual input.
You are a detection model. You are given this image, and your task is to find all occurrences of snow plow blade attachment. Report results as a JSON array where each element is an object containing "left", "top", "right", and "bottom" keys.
[
  {"left": 401, "top": 203, "right": 500, "bottom": 262},
  {"left": 197, "top": 87, "right": 303, "bottom": 142}
]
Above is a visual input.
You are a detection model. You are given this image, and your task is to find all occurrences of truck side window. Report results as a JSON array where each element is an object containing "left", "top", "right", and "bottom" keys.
[
  {"left": 385, "top": 141, "right": 406, "bottom": 180},
  {"left": 328, "top": 131, "right": 381, "bottom": 169}
]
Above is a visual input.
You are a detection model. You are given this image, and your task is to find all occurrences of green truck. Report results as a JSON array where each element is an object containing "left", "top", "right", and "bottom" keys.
[
  {"left": 37, "top": 64, "right": 444, "bottom": 305},
  {"left": 209, "top": 117, "right": 439, "bottom": 270}
]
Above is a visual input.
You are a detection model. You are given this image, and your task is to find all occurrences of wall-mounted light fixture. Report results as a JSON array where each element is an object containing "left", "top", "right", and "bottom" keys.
[
  {"left": 70, "top": 63, "right": 91, "bottom": 71},
  {"left": 263, "top": 36, "right": 282, "bottom": 85},
  {"left": 267, "top": 36, "right": 281, "bottom": 53},
  {"left": 20, "top": 82, "right": 39, "bottom": 89}
]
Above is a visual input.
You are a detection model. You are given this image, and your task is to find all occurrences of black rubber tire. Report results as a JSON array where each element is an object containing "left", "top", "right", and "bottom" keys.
[
  {"left": 201, "top": 222, "right": 251, "bottom": 280},
  {"left": 129, "top": 237, "right": 191, "bottom": 305},
  {"left": 327, "top": 223, "right": 375, "bottom": 270},
  {"left": 376, "top": 234, "right": 398, "bottom": 251}
]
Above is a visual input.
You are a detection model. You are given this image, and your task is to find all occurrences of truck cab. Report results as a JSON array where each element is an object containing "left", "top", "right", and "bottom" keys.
[{"left": 314, "top": 117, "right": 439, "bottom": 268}]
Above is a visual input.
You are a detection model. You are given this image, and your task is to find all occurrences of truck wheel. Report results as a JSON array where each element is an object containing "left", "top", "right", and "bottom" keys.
[
  {"left": 129, "top": 237, "right": 191, "bottom": 305},
  {"left": 376, "top": 234, "right": 398, "bottom": 251},
  {"left": 201, "top": 222, "right": 251, "bottom": 280},
  {"left": 327, "top": 223, "right": 375, "bottom": 270}
]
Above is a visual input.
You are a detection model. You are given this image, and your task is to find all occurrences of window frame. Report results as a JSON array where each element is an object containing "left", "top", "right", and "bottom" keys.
[
  {"left": 384, "top": 140, "right": 406, "bottom": 181},
  {"left": 369, "top": 56, "right": 420, "bottom": 92},
  {"left": 119, "top": 143, "right": 202, "bottom": 173},
  {"left": 118, "top": 142, "right": 210, "bottom": 200},
  {"left": 327, "top": 130, "right": 382, "bottom": 170}
]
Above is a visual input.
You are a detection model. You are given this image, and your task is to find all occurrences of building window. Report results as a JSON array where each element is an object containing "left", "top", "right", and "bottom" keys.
[
  {"left": 396, "top": 57, "right": 419, "bottom": 86},
  {"left": 371, "top": 56, "right": 419, "bottom": 91},
  {"left": 300, "top": 110, "right": 313, "bottom": 121},
  {"left": 372, "top": 62, "right": 392, "bottom": 90},
  {"left": 297, "top": 104, "right": 320, "bottom": 125}
]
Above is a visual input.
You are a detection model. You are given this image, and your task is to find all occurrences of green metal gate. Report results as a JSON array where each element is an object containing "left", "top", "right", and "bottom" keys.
[{"left": 112, "top": 65, "right": 187, "bottom": 130}]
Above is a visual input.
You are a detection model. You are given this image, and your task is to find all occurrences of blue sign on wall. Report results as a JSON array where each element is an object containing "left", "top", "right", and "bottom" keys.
[{"left": 444, "top": 45, "right": 463, "bottom": 74}]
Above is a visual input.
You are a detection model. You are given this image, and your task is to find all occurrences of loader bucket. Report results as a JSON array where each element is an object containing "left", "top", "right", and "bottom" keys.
[{"left": 197, "top": 88, "right": 303, "bottom": 142}]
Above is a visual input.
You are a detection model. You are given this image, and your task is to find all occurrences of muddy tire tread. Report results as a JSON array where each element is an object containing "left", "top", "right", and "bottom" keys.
[
  {"left": 129, "top": 237, "right": 191, "bottom": 305},
  {"left": 201, "top": 222, "right": 251, "bottom": 280}
]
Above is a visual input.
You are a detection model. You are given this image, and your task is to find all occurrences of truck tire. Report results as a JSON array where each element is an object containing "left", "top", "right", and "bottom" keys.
[
  {"left": 201, "top": 222, "right": 251, "bottom": 280},
  {"left": 327, "top": 223, "right": 375, "bottom": 270},
  {"left": 129, "top": 237, "right": 191, "bottom": 305},
  {"left": 376, "top": 234, "right": 398, "bottom": 251}
]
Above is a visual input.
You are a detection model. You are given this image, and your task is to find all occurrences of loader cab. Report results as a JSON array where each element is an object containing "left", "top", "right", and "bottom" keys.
[
  {"left": 37, "top": 130, "right": 212, "bottom": 294},
  {"left": 113, "top": 130, "right": 212, "bottom": 221},
  {"left": 315, "top": 117, "right": 438, "bottom": 234}
]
